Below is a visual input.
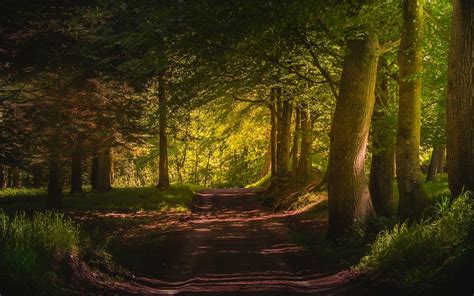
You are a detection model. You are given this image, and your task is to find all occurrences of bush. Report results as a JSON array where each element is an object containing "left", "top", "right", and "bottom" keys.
[
  {"left": 358, "top": 193, "right": 474, "bottom": 289},
  {"left": 0, "top": 211, "right": 80, "bottom": 293}
]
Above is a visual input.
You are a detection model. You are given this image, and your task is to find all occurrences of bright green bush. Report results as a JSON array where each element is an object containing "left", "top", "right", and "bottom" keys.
[
  {"left": 0, "top": 211, "right": 80, "bottom": 293},
  {"left": 358, "top": 193, "right": 474, "bottom": 288}
]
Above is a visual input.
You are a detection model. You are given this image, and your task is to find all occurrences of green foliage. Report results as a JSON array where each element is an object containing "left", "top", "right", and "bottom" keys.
[
  {"left": 0, "top": 188, "right": 46, "bottom": 199},
  {"left": 358, "top": 193, "right": 474, "bottom": 289},
  {"left": 0, "top": 211, "right": 80, "bottom": 293}
]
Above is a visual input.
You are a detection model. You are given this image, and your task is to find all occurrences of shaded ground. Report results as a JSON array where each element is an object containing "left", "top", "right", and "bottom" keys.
[{"left": 69, "top": 189, "right": 387, "bottom": 295}]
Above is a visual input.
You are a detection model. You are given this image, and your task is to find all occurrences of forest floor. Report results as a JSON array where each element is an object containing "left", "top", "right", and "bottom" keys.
[{"left": 66, "top": 188, "right": 396, "bottom": 295}]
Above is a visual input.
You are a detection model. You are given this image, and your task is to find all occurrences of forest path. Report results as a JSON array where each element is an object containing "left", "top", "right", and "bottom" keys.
[{"left": 75, "top": 189, "right": 375, "bottom": 295}]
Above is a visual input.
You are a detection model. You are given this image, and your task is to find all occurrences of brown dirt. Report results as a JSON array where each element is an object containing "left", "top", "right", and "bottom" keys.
[{"left": 67, "top": 188, "right": 384, "bottom": 295}]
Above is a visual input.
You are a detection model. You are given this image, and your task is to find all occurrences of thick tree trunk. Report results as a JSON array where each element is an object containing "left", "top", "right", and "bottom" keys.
[
  {"left": 70, "top": 144, "right": 83, "bottom": 194},
  {"left": 96, "top": 148, "right": 112, "bottom": 191},
  {"left": 447, "top": 0, "right": 474, "bottom": 198},
  {"left": 297, "top": 106, "right": 312, "bottom": 180},
  {"left": 327, "top": 35, "right": 379, "bottom": 240},
  {"left": 437, "top": 147, "right": 445, "bottom": 173},
  {"left": 47, "top": 160, "right": 62, "bottom": 209},
  {"left": 91, "top": 156, "right": 98, "bottom": 191},
  {"left": 0, "top": 164, "right": 5, "bottom": 189},
  {"left": 396, "top": 0, "right": 429, "bottom": 220},
  {"left": 157, "top": 73, "right": 170, "bottom": 188},
  {"left": 369, "top": 58, "right": 394, "bottom": 217},
  {"left": 12, "top": 166, "right": 20, "bottom": 188},
  {"left": 291, "top": 107, "right": 301, "bottom": 177},
  {"left": 426, "top": 146, "right": 444, "bottom": 181}
]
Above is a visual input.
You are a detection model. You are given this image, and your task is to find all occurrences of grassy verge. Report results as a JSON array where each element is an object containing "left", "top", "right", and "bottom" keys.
[
  {"left": 0, "top": 211, "right": 80, "bottom": 294},
  {"left": 0, "top": 184, "right": 204, "bottom": 212},
  {"left": 358, "top": 193, "right": 474, "bottom": 293}
]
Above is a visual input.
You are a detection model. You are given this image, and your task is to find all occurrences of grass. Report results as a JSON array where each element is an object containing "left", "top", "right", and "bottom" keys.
[
  {"left": 0, "top": 211, "right": 80, "bottom": 294},
  {"left": 358, "top": 193, "right": 474, "bottom": 292},
  {"left": 65, "top": 184, "right": 203, "bottom": 212},
  {"left": 0, "top": 184, "right": 204, "bottom": 212}
]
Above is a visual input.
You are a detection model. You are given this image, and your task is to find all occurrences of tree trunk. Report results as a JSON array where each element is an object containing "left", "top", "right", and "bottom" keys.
[
  {"left": 297, "top": 106, "right": 312, "bottom": 180},
  {"left": 91, "top": 156, "right": 98, "bottom": 191},
  {"left": 369, "top": 57, "right": 394, "bottom": 217},
  {"left": 447, "top": 0, "right": 474, "bottom": 198},
  {"left": 275, "top": 87, "right": 292, "bottom": 178},
  {"left": 291, "top": 107, "right": 301, "bottom": 177},
  {"left": 0, "top": 164, "right": 5, "bottom": 189},
  {"left": 426, "top": 146, "right": 444, "bottom": 182},
  {"left": 396, "top": 0, "right": 429, "bottom": 220},
  {"left": 157, "top": 73, "right": 170, "bottom": 189},
  {"left": 47, "top": 160, "right": 62, "bottom": 209},
  {"left": 327, "top": 34, "right": 379, "bottom": 240},
  {"left": 7, "top": 167, "right": 12, "bottom": 188},
  {"left": 32, "top": 165, "right": 42, "bottom": 188},
  {"left": 96, "top": 148, "right": 112, "bottom": 191},
  {"left": 270, "top": 104, "right": 277, "bottom": 178},
  {"left": 437, "top": 147, "right": 445, "bottom": 173},
  {"left": 12, "top": 166, "right": 20, "bottom": 188},
  {"left": 70, "top": 144, "right": 83, "bottom": 194}
]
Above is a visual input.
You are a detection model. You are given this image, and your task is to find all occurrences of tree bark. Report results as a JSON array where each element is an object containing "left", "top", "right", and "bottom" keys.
[
  {"left": 297, "top": 106, "right": 312, "bottom": 180},
  {"left": 96, "top": 148, "right": 112, "bottom": 191},
  {"left": 47, "top": 160, "right": 62, "bottom": 209},
  {"left": 327, "top": 34, "right": 379, "bottom": 240},
  {"left": 91, "top": 155, "right": 98, "bottom": 191},
  {"left": 369, "top": 57, "right": 394, "bottom": 217},
  {"left": 275, "top": 86, "right": 292, "bottom": 178},
  {"left": 437, "top": 147, "right": 445, "bottom": 173},
  {"left": 447, "top": 0, "right": 474, "bottom": 198},
  {"left": 291, "top": 107, "right": 301, "bottom": 177},
  {"left": 70, "top": 143, "right": 83, "bottom": 194},
  {"left": 270, "top": 104, "right": 277, "bottom": 179},
  {"left": 32, "top": 165, "right": 42, "bottom": 188},
  {"left": 0, "top": 164, "right": 5, "bottom": 189},
  {"left": 426, "top": 146, "right": 444, "bottom": 181},
  {"left": 396, "top": 0, "right": 429, "bottom": 220},
  {"left": 157, "top": 73, "right": 170, "bottom": 188},
  {"left": 7, "top": 167, "right": 12, "bottom": 188},
  {"left": 12, "top": 166, "right": 20, "bottom": 188}
]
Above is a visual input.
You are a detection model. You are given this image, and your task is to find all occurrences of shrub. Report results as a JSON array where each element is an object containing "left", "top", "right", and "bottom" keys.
[
  {"left": 0, "top": 211, "right": 80, "bottom": 293},
  {"left": 358, "top": 193, "right": 474, "bottom": 289}
]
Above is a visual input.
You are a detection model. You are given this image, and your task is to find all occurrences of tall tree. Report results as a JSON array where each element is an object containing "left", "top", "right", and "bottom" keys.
[
  {"left": 297, "top": 106, "right": 312, "bottom": 180},
  {"left": 396, "top": 0, "right": 429, "bottom": 220},
  {"left": 369, "top": 58, "right": 394, "bottom": 217},
  {"left": 327, "top": 34, "right": 379, "bottom": 240},
  {"left": 447, "top": 0, "right": 474, "bottom": 198},
  {"left": 157, "top": 74, "right": 170, "bottom": 188}
]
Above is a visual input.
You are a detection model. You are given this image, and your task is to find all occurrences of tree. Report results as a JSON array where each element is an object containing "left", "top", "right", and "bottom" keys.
[
  {"left": 327, "top": 34, "right": 379, "bottom": 240},
  {"left": 447, "top": 0, "right": 474, "bottom": 198},
  {"left": 369, "top": 57, "right": 394, "bottom": 217},
  {"left": 396, "top": 0, "right": 429, "bottom": 220},
  {"left": 157, "top": 73, "right": 170, "bottom": 188}
]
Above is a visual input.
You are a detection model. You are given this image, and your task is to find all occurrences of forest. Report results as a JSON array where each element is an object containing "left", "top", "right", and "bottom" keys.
[{"left": 0, "top": 0, "right": 473, "bottom": 295}]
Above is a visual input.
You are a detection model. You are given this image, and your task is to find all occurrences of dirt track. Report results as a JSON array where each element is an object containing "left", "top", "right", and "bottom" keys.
[{"left": 74, "top": 189, "right": 383, "bottom": 295}]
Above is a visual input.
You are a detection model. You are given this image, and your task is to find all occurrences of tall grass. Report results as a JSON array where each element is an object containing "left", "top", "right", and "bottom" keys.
[
  {"left": 358, "top": 193, "right": 474, "bottom": 289},
  {"left": 0, "top": 211, "right": 80, "bottom": 293}
]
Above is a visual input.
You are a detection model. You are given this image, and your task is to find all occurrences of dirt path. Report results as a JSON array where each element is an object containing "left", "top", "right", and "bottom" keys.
[{"left": 74, "top": 189, "right": 377, "bottom": 295}]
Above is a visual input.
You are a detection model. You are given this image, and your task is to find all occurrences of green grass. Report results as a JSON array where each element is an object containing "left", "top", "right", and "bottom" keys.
[
  {"left": 0, "top": 211, "right": 80, "bottom": 294},
  {"left": 65, "top": 184, "right": 204, "bottom": 212},
  {"left": 0, "top": 184, "right": 204, "bottom": 212},
  {"left": 358, "top": 193, "right": 474, "bottom": 291}
]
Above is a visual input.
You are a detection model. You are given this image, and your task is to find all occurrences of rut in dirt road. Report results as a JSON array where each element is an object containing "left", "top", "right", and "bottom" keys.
[{"left": 91, "top": 188, "right": 383, "bottom": 295}]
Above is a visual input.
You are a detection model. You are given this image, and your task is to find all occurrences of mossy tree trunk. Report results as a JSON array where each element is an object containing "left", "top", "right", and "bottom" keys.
[
  {"left": 369, "top": 57, "right": 394, "bottom": 217},
  {"left": 447, "top": 0, "right": 474, "bottom": 198},
  {"left": 327, "top": 34, "right": 379, "bottom": 240},
  {"left": 297, "top": 106, "right": 312, "bottom": 180},
  {"left": 157, "top": 73, "right": 170, "bottom": 189},
  {"left": 396, "top": 0, "right": 429, "bottom": 220},
  {"left": 291, "top": 107, "right": 301, "bottom": 177},
  {"left": 275, "top": 86, "right": 292, "bottom": 179}
]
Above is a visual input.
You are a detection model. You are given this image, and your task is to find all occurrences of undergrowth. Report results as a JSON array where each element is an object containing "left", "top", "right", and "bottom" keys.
[
  {"left": 358, "top": 193, "right": 474, "bottom": 292},
  {"left": 0, "top": 211, "right": 80, "bottom": 294}
]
